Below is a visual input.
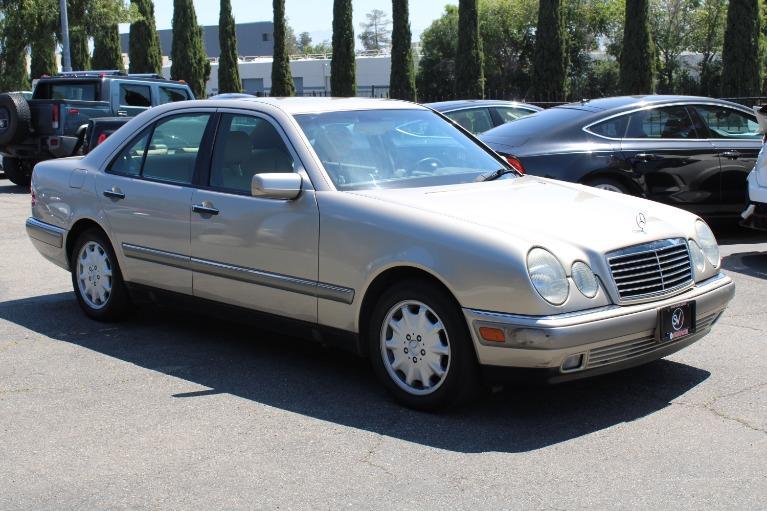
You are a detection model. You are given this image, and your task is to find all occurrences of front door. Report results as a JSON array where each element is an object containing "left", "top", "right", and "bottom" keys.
[
  {"left": 190, "top": 111, "right": 320, "bottom": 323},
  {"left": 619, "top": 105, "right": 722, "bottom": 216},
  {"left": 97, "top": 111, "right": 213, "bottom": 294}
]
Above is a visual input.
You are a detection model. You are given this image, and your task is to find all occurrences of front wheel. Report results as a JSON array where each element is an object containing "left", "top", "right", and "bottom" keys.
[
  {"left": 368, "top": 280, "right": 480, "bottom": 410},
  {"left": 70, "top": 229, "right": 131, "bottom": 321}
]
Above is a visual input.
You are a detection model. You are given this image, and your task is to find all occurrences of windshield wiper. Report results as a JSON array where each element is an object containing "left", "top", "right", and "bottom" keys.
[{"left": 477, "top": 168, "right": 517, "bottom": 182}]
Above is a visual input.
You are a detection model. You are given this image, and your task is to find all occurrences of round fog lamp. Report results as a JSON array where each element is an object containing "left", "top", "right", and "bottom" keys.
[{"left": 571, "top": 261, "right": 599, "bottom": 298}]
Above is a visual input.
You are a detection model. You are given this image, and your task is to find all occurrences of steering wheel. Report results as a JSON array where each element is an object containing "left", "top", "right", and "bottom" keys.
[{"left": 414, "top": 157, "right": 443, "bottom": 174}]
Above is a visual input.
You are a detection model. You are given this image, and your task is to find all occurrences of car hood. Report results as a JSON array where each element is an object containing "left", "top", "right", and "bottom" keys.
[{"left": 351, "top": 176, "right": 695, "bottom": 255}]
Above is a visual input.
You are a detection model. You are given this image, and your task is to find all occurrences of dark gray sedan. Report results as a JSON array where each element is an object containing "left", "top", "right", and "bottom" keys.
[{"left": 480, "top": 95, "right": 762, "bottom": 218}]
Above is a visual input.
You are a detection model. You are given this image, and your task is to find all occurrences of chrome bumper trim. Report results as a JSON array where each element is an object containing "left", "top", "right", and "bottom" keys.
[{"left": 25, "top": 217, "right": 65, "bottom": 248}]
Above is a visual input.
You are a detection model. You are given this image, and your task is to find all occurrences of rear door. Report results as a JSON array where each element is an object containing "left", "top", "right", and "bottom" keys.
[
  {"left": 618, "top": 105, "right": 722, "bottom": 215},
  {"left": 689, "top": 104, "right": 762, "bottom": 214}
]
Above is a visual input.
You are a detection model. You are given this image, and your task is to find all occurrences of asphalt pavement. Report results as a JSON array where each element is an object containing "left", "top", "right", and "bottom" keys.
[{"left": 0, "top": 179, "right": 765, "bottom": 510}]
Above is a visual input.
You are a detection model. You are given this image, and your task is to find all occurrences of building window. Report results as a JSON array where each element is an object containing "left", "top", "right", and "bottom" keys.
[{"left": 262, "top": 33, "right": 271, "bottom": 42}]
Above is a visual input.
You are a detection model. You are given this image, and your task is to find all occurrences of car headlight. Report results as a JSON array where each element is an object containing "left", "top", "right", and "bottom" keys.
[
  {"left": 527, "top": 248, "right": 569, "bottom": 305},
  {"left": 695, "top": 220, "right": 720, "bottom": 267},
  {"left": 688, "top": 239, "right": 706, "bottom": 275},
  {"left": 571, "top": 261, "right": 599, "bottom": 298}
]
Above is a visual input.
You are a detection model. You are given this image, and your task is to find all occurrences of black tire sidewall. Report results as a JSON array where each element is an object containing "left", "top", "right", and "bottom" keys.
[
  {"left": 0, "top": 93, "right": 31, "bottom": 146},
  {"left": 367, "top": 280, "right": 479, "bottom": 411},
  {"left": 3, "top": 158, "right": 31, "bottom": 186},
  {"left": 70, "top": 229, "right": 130, "bottom": 321}
]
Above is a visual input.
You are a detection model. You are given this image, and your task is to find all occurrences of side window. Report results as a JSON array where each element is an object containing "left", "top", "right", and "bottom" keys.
[
  {"left": 109, "top": 130, "right": 150, "bottom": 176},
  {"left": 693, "top": 105, "right": 761, "bottom": 140},
  {"left": 588, "top": 115, "right": 629, "bottom": 138},
  {"left": 623, "top": 106, "right": 699, "bottom": 139},
  {"left": 495, "top": 106, "right": 537, "bottom": 124},
  {"left": 209, "top": 114, "right": 295, "bottom": 193},
  {"left": 142, "top": 114, "right": 211, "bottom": 184},
  {"left": 446, "top": 108, "right": 494, "bottom": 134},
  {"left": 159, "top": 86, "right": 190, "bottom": 104},
  {"left": 120, "top": 84, "right": 152, "bottom": 107}
]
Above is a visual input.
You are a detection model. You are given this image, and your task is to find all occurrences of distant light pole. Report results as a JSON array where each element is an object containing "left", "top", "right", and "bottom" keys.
[{"left": 60, "top": 0, "right": 72, "bottom": 72}]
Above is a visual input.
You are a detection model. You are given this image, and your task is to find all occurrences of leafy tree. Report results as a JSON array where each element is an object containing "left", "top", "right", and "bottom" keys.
[
  {"left": 455, "top": 0, "right": 483, "bottom": 98},
  {"left": 358, "top": 9, "right": 391, "bottom": 51},
  {"left": 690, "top": 0, "right": 727, "bottom": 97},
  {"left": 389, "top": 0, "right": 416, "bottom": 101},
  {"left": 650, "top": 0, "right": 697, "bottom": 93},
  {"left": 218, "top": 0, "right": 241, "bottom": 93},
  {"left": 129, "top": 0, "right": 163, "bottom": 74},
  {"left": 721, "top": 0, "right": 761, "bottom": 97},
  {"left": 331, "top": 0, "right": 355, "bottom": 96},
  {"left": 284, "top": 20, "right": 300, "bottom": 55},
  {"left": 297, "top": 31, "right": 312, "bottom": 53},
  {"left": 28, "top": 0, "right": 60, "bottom": 79},
  {"left": 92, "top": 23, "right": 125, "bottom": 71},
  {"left": 271, "top": 0, "right": 294, "bottom": 96},
  {"left": 68, "top": 0, "right": 91, "bottom": 70},
  {"left": 170, "top": 0, "right": 210, "bottom": 98},
  {"left": 0, "top": 1, "right": 30, "bottom": 90},
  {"left": 619, "top": 0, "right": 655, "bottom": 94},
  {"left": 530, "top": 0, "right": 567, "bottom": 100},
  {"left": 416, "top": 5, "right": 458, "bottom": 100}
]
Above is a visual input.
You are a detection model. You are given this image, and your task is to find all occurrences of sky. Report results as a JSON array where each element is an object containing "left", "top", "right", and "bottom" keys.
[{"left": 119, "top": 0, "right": 457, "bottom": 47}]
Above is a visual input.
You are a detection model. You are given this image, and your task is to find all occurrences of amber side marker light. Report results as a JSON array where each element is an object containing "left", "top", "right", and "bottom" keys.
[{"left": 479, "top": 327, "right": 506, "bottom": 343}]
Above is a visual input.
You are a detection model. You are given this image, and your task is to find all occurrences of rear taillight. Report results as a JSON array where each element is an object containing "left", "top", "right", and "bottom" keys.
[
  {"left": 763, "top": 134, "right": 766, "bottom": 144},
  {"left": 31, "top": 188, "right": 36, "bottom": 207},
  {"left": 505, "top": 155, "right": 525, "bottom": 174},
  {"left": 51, "top": 104, "right": 59, "bottom": 129}
]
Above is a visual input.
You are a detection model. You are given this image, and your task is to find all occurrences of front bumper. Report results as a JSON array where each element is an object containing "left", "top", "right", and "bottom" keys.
[{"left": 463, "top": 273, "right": 734, "bottom": 382}]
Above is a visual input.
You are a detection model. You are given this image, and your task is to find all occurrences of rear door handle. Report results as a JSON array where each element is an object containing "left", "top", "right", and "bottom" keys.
[
  {"left": 103, "top": 187, "right": 125, "bottom": 200},
  {"left": 192, "top": 202, "right": 219, "bottom": 216},
  {"left": 634, "top": 153, "right": 661, "bottom": 162},
  {"left": 116, "top": 110, "right": 128, "bottom": 117},
  {"left": 719, "top": 150, "right": 741, "bottom": 159}
]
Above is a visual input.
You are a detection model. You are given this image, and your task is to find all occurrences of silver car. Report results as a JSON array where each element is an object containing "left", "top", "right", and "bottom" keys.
[{"left": 26, "top": 98, "right": 734, "bottom": 410}]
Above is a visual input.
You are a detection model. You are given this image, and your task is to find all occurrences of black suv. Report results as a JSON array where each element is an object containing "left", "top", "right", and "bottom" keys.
[{"left": 0, "top": 71, "right": 194, "bottom": 186}]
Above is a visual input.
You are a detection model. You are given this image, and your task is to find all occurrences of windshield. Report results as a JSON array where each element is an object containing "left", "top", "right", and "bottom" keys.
[{"left": 293, "top": 109, "right": 506, "bottom": 190}]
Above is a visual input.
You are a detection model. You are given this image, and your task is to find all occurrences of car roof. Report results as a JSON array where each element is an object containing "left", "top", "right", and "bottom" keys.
[
  {"left": 425, "top": 99, "right": 541, "bottom": 112},
  {"left": 556, "top": 95, "right": 750, "bottom": 113},
  {"left": 191, "top": 96, "right": 426, "bottom": 115}
]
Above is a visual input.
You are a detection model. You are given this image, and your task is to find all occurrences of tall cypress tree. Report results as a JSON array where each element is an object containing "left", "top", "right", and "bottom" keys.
[
  {"left": 129, "top": 0, "right": 163, "bottom": 74},
  {"left": 170, "top": 0, "right": 209, "bottom": 98},
  {"left": 331, "top": 0, "right": 356, "bottom": 96},
  {"left": 31, "top": 32, "right": 58, "bottom": 79},
  {"left": 389, "top": 0, "right": 416, "bottom": 101},
  {"left": 454, "top": 0, "right": 483, "bottom": 99},
  {"left": 0, "top": 1, "right": 30, "bottom": 90},
  {"left": 721, "top": 0, "right": 761, "bottom": 97},
  {"left": 530, "top": 0, "right": 567, "bottom": 101},
  {"left": 218, "top": 0, "right": 242, "bottom": 93},
  {"left": 619, "top": 0, "right": 655, "bottom": 94},
  {"left": 93, "top": 23, "right": 125, "bottom": 71},
  {"left": 68, "top": 0, "right": 91, "bottom": 70},
  {"left": 270, "top": 0, "right": 294, "bottom": 96}
]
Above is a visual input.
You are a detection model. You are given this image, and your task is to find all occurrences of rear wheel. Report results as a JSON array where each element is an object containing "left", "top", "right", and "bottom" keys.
[
  {"left": 2, "top": 158, "right": 31, "bottom": 187},
  {"left": 584, "top": 177, "right": 629, "bottom": 194},
  {"left": 368, "top": 280, "right": 480, "bottom": 410},
  {"left": 70, "top": 229, "right": 131, "bottom": 321}
]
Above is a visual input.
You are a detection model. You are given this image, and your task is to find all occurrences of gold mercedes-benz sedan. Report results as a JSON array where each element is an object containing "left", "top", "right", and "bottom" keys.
[{"left": 26, "top": 98, "right": 734, "bottom": 410}]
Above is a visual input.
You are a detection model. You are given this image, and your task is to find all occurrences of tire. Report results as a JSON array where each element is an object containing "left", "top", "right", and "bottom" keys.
[
  {"left": 0, "top": 93, "right": 32, "bottom": 145},
  {"left": 368, "top": 279, "right": 480, "bottom": 411},
  {"left": 584, "top": 177, "right": 629, "bottom": 194},
  {"left": 3, "top": 158, "right": 31, "bottom": 187},
  {"left": 70, "top": 228, "right": 131, "bottom": 321}
]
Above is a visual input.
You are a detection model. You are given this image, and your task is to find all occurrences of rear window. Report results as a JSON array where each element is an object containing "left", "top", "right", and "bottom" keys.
[
  {"left": 159, "top": 87, "right": 190, "bottom": 104},
  {"left": 479, "top": 107, "right": 588, "bottom": 146},
  {"left": 33, "top": 81, "right": 99, "bottom": 101}
]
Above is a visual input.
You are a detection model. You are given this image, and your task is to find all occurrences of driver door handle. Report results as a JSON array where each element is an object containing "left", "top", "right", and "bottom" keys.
[
  {"left": 103, "top": 187, "right": 125, "bottom": 200},
  {"left": 719, "top": 150, "right": 741, "bottom": 159},
  {"left": 634, "top": 153, "right": 661, "bottom": 162},
  {"left": 192, "top": 202, "right": 219, "bottom": 216}
]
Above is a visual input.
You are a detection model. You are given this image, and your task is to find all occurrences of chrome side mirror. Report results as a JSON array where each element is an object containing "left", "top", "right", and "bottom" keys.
[{"left": 251, "top": 173, "right": 303, "bottom": 200}]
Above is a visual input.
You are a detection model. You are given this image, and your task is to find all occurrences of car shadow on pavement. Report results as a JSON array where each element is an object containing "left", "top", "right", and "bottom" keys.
[
  {"left": 0, "top": 182, "right": 29, "bottom": 194},
  {"left": 722, "top": 251, "right": 767, "bottom": 279},
  {"left": 0, "top": 292, "right": 711, "bottom": 454}
]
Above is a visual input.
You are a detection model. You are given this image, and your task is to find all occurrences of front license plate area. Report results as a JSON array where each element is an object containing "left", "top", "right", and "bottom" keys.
[{"left": 658, "top": 301, "right": 696, "bottom": 342}]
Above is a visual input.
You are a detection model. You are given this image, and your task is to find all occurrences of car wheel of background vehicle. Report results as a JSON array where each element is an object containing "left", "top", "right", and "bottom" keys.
[
  {"left": 0, "top": 93, "right": 32, "bottom": 145},
  {"left": 585, "top": 177, "right": 629, "bottom": 194},
  {"left": 368, "top": 280, "right": 480, "bottom": 411},
  {"left": 2, "top": 158, "right": 31, "bottom": 187},
  {"left": 70, "top": 229, "right": 131, "bottom": 321}
]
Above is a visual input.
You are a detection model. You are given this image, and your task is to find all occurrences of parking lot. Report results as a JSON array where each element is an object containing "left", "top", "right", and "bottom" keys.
[{"left": 1, "top": 178, "right": 765, "bottom": 509}]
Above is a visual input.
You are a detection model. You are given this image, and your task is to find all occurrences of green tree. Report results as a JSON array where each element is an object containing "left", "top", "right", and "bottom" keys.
[
  {"left": 68, "top": 0, "right": 91, "bottom": 70},
  {"left": 690, "top": 0, "right": 727, "bottom": 96},
  {"left": 92, "top": 23, "right": 125, "bottom": 71},
  {"left": 297, "top": 31, "right": 312, "bottom": 53},
  {"left": 650, "top": 0, "right": 697, "bottom": 93},
  {"left": 27, "top": 0, "right": 59, "bottom": 79},
  {"left": 170, "top": 0, "right": 209, "bottom": 98},
  {"left": 0, "top": 1, "right": 30, "bottom": 91},
  {"left": 619, "top": 0, "right": 655, "bottom": 94},
  {"left": 271, "top": 0, "right": 294, "bottom": 96},
  {"left": 455, "top": 0, "right": 483, "bottom": 98},
  {"left": 358, "top": 9, "right": 391, "bottom": 51},
  {"left": 218, "top": 0, "right": 241, "bottom": 93},
  {"left": 721, "top": 0, "right": 761, "bottom": 97},
  {"left": 530, "top": 0, "right": 567, "bottom": 100},
  {"left": 129, "top": 0, "right": 163, "bottom": 74},
  {"left": 331, "top": 0, "right": 355, "bottom": 96},
  {"left": 416, "top": 5, "right": 458, "bottom": 100},
  {"left": 389, "top": 0, "right": 416, "bottom": 101}
]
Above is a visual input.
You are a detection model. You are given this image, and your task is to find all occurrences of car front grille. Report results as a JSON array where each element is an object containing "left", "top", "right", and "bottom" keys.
[{"left": 607, "top": 238, "right": 693, "bottom": 302}]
